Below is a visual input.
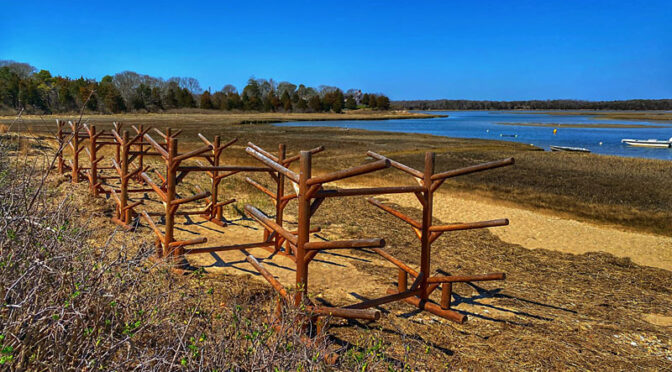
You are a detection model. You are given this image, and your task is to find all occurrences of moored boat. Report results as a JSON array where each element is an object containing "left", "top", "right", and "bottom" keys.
[
  {"left": 550, "top": 145, "right": 591, "bottom": 153},
  {"left": 621, "top": 138, "right": 672, "bottom": 148}
]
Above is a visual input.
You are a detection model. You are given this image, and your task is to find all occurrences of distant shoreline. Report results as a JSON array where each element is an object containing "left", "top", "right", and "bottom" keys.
[
  {"left": 496, "top": 122, "right": 672, "bottom": 129},
  {"left": 0, "top": 110, "right": 445, "bottom": 127},
  {"left": 411, "top": 109, "right": 672, "bottom": 122}
]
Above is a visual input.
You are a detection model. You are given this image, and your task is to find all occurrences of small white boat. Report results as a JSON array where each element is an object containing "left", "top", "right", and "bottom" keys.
[
  {"left": 550, "top": 145, "right": 591, "bottom": 153},
  {"left": 621, "top": 138, "right": 672, "bottom": 148}
]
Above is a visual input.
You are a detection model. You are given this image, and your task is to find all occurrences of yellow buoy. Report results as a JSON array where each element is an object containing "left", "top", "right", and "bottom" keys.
[{"left": 553, "top": 128, "right": 557, "bottom": 135}]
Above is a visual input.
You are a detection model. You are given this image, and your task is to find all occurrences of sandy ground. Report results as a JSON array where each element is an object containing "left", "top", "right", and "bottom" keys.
[
  {"left": 176, "top": 216, "right": 516, "bottom": 321},
  {"left": 387, "top": 188, "right": 672, "bottom": 272},
  {"left": 166, "top": 179, "right": 672, "bottom": 325}
]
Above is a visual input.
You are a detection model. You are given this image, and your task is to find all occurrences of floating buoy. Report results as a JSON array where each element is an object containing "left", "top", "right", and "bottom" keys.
[
  {"left": 486, "top": 129, "right": 489, "bottom": 133},
  {"left": 599, "top": 141, "right": 603, "bottom": 146},
  {"left": 553, "top": 128, "right": 557, "bottom": 135}
]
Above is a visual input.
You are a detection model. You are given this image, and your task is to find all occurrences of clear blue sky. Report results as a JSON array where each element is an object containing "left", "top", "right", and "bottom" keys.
[{"left": 1, "top": 0, "right": 670, "bottom": 100}]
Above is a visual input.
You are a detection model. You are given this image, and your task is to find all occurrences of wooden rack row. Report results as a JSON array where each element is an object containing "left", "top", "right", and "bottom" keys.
[{"left": 54, "top": 119, "right": 515, "bottom": 325}]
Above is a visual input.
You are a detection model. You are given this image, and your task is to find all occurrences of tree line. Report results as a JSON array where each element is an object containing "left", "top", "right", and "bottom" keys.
[
  {"left": 392, "top": 99, "right": 672, "bottom": 111},
  {"left": 0, "top": 60, "right": 390, "bottom": 114}
]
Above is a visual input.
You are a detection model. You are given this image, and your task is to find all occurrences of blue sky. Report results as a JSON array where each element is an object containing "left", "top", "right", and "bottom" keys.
[{"left": 1, "top": 0, "right": 670, "bottom": 100}]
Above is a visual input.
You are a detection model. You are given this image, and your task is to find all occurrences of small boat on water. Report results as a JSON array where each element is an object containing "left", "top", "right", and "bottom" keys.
[
  {"left": 500, "top": 134, "right": 518, "bottom": 138},
  {"left": 621, "top": 138, "right": 672, "bottom": 148},
  {"left": 550, "top": 145, "right": 591, "bottom": 153}
]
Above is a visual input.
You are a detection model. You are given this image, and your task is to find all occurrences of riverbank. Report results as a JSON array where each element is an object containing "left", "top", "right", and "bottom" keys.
[
  {"left": 416, "top": 109, "right": 672, "bottom": 122},
  {"left": 496, "top": 122, "right": 671, "bottom": 129},
  {"left": 519, "top": 110, "right": 672, "bottom": 122},
  {"left": 0, "top": 110, "right": 444, "bottom": 131}
]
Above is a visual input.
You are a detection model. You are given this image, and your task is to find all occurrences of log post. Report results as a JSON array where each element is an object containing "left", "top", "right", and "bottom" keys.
[
  {"left": 398, "top": 269, "right": 408, "bottom": 292},
  {"left": 419, "top": 152, "right": 435, "bottom": 300},
  {"left": 56, "top": 120, "right": 65, "bottom": 174},
  {"left": 89, "top": 125, "right": 99, "bottom": 197},
  {"left": 296, "top": 151, "right": 311, "bottom": 306},
  {"left": 113, "top": 122, "right": 122, "bottom": 165},
  {"left": 164, "top": 136, "right": 178, "bottom": 259},
  {"left": 211, "top": 135, "right": 221, "bottom": 221},
  {"left": 275, "top": 144, "right": 286, "bottom": 252},
  {"left": 71, "top": 121, "right": 80, "bottom": 183},
  {"left": 137, "top": 124, "right": 144, "bottom": 171},
  {"left": 440, "top": 283, "right": 452, "bottom": 310},
  {"left": 120, "top": 131, "right": 130, "bottom": 223}
]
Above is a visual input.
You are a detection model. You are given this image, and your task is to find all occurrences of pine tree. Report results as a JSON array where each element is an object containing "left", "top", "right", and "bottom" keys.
[
  {"left": 368, "top": 94, "right": 377, "bottom": 109},
  {"left": 376, "top": 95, "right": 390, "bottom": 110},
  {"left": 345, "top": 96, "right": 357, "bottom": 110},
  {"left": 281, "top": 91, "right": 292, "bottom": 111},
  {"left": 308, "top": 95, "right": 322, "bottom": 112},
  {"left": 200, "top": 90, "right": 214, "bottom": 109}
]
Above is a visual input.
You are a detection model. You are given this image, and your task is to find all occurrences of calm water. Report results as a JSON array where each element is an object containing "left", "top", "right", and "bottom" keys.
[{"left": 276, "top": 111, "right": 672, "bottom": 161}]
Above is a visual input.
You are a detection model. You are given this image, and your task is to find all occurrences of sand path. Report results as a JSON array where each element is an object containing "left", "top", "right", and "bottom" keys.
[{"left": 382, "top": 188, "right": 672, "bottom": 272}]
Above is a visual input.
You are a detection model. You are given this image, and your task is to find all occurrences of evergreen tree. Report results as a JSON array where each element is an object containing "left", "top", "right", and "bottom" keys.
[
  {"left": 281, "top": 91, "right": 292, "bottom": 111},
  {"left": 376, "top": 95, "right": 390, "bottom": 110},
  {"left": 345, "top": 96, "right": 357, "bottom": 110},
  {"left": 368, "top": 94, "right": 377, "bottom": 109},
  {"left": 308, "top": 95, "right": 322, "bottom": 112},
  {"left": 200, "top": 90, "right": 214, "bottom": 109},
  {"left": 0, "top": 67, "right": 21, "bottom": 108},
  {"left": 98, "top": 75, "right": 126, "bottom": 113}
]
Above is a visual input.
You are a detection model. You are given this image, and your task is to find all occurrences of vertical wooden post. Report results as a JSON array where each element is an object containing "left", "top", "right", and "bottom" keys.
[
  {"left": 164, "top": 136, "right": 178, "bottom": 259},
  {"left": 89, "top": 125, "right": 99, "bottom": 197},
  {"left": 296, "top": 151, "right": 311, "bottom": 306},
  {"left": 120, "top": 131, "right": 130, "bottom": 223},
  {"left": 398, "top": 269, "right": 408, "bottom": 292},
  {"left": 440, "top": 283, "right": 452, "bottom": 310},
  {"left": 275, "top": 144, "right": 286, "bottom": 252},
  {"left": 137, "top": 124, "right": 144, "bottom": 171},
  {"left": 56, "top": 120, "right": 65, "bottom": 174},
  {"left": 71, "top": 122, "right": 80, "bottom": 183},
  {"left": 113, "top": 122, "right": 122, "bottom": 165},
  {"left": 420, "top": 152, "right": 435, "bottom": 299},
  {"left": 211, "top": 135, "right": 221, "bottom": 221}
]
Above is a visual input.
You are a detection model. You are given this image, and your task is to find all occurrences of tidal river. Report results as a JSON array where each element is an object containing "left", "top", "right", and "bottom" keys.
[{"left": 276, "top": 111, "right": 672, "bottom": 161}]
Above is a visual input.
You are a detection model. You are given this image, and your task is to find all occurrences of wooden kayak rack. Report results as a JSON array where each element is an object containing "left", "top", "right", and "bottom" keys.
[
  {"left": 54, "top": 120, "right": 515, "bottom": 325},
  {"left": 137, "top": 131, "right": 272, "bottom": 262}
]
